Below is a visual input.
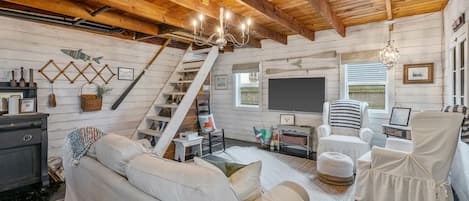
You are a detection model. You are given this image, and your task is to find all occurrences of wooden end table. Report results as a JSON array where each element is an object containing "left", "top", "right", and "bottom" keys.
[
  {"left": 173, "top": 136, "right": 204, "bottom": 162},
  {"left": 382, "top": 124, "right": 412, "bottom": 140}
]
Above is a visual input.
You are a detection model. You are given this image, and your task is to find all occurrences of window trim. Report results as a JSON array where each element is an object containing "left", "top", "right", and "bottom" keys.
[
  {"left": 233, "top": 71, "right": 262, "bottom": 111},
  {"left": 341, "top": 63, "right": 392, "bottom": 114}
]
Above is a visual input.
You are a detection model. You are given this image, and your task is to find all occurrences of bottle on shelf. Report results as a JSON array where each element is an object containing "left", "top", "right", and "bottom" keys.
[
  {"left": 19, "top": 67, "right": 26, "bottom": 87},
  {"left": 10, "top": 70, "right": 17, "bottom": 87}
]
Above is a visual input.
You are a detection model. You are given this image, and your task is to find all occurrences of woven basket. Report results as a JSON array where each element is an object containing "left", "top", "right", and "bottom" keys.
[{"left": 80, "top": 83, "right": 102, "bottom": 112}]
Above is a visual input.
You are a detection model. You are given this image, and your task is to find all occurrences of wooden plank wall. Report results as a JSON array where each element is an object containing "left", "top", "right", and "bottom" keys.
[
  {"left": 0, "top": 16, "right": 184, "bottom": 156},
  {"left": 443, "top": 0, "right": 469, "bottom": 105},
  {"left": 211, "top": 12, "right": 444, "bottom": 148}
]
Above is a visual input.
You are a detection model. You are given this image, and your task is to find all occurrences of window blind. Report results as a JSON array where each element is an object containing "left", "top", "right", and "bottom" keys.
[
  {"left": 232, "top": 62, "right": 259, "bottom": 73},
  {"left": 347, "top": 63, "right": 387, "bottom": 83}
]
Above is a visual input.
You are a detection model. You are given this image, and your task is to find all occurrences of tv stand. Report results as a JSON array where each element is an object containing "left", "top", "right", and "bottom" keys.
[{"left": 277, "top": 125, "right": 313, "bottom": 159}]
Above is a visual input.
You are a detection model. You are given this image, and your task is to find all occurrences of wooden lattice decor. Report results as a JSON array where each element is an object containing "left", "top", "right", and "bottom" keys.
[{"left": 38, "top": 60, "right": 116, "bottom": 84}]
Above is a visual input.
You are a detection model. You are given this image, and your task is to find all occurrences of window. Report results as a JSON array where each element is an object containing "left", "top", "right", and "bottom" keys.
[
  {"left": 450, "top": 36, "right": 467, "bottom": 105},
  {"left": 234, "top": 72, "right": 260, "bottom": 108},
  {"left": 345, "top": 63, "right": 388, "bottom": 111}
]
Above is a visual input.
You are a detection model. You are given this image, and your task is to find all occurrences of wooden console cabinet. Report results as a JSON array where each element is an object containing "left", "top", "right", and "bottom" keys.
[
  {"left": 0, "top": 113, "right": 49, "bottom": 192},
  {"left": 277, "top": 125, "right": 313, "bottom": 159}
]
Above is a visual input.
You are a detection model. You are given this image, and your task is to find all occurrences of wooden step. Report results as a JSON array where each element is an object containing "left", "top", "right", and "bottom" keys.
[
  {"left": 183, "top": 61, "right": 204, "bottom": 68},
  {"left": 147, "top": 115, "right": 171, "bottom": 122},
  {"left": 155, "top": 103, "right": 178, "bottom": 108},
  {"left": 179, "top": 68, "right": 199, "bottom": 73},
  {"left": 170, "top": 80, "right": 193, "bottom": 84},
  {"left": 138, "top": 129, "right": 162, "bottom": 137},
  {"left": 164, "top": 92, "right": 186, "bottom": 96}
]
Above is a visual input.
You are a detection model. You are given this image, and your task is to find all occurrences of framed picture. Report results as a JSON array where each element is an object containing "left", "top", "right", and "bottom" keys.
[
  {"left": 280, "top": 114, "right": 295, "bottom": 125},
  {"left": 214, "top": 75, "right": 228, "bottom": 90},
  {"left": 20, "top": 98, "right": 36, "bottom": 113},
  {"left": 389, "top": 107, "right": 412, "bottom": 126},
  {"left": 404, "top": 63, "right": 434, "bottom": 84},
  {"left": 118, "top": 67, "right": 134, "bottom": 80}
]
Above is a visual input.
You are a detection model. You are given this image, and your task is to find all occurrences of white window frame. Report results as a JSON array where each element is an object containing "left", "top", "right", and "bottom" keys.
[
  {"left": 233, "top": 71, "right": 262, "bottom": 110},
  {"left": 341, "top": 63, "right": 392, "bottom": 114},
  {"left": 449, "top": 23, "right": 468, "bottom": 106}
]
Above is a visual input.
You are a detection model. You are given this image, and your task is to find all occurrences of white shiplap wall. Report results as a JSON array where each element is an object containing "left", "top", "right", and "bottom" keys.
[
  {"left": 212, "top": 12, "right": 444, "bottom": 144},
  {"left": 0, "top": 16, "right": 184, "bottom": 156}
]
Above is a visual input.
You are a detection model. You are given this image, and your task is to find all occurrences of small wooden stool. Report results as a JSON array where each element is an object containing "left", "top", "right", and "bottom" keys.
[
  {"left": 173, "top": 137, "right": 203, "bottom": 162},
  {"left": 317, "top": 152, "right": 354, "bottom": 186}
]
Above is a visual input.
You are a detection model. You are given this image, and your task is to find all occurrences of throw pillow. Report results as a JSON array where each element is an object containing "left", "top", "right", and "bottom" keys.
[
  {"left": 198, "top": 114, "right": 217, "bottom": 132},
  {"left": 229, "top": 161, "right": 262, "bottom": 201},
  {"left": 329, "top": 100, "right": 362, "bottom": 137},
  {"left": 442, "top": 105, "right": 469, "bottom": 143},
  {"left": 194, "top": 157, "right": 247, "bottom": 177}
]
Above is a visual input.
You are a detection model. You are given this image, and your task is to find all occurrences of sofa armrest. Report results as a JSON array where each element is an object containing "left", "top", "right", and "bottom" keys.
[
  {"left": 359, "top": 128, "right": 374, "bottom": 144},
  {"left": 256, "top": 181, "right": 309, "bottom": 201},
  {"left": 317, "top": 125, "right": 331, "bottom": 139}
]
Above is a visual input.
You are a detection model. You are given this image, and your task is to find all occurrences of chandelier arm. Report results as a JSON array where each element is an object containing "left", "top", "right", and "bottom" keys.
[{"left": 225, "top": 33, "right": 249, "bottom": 47}]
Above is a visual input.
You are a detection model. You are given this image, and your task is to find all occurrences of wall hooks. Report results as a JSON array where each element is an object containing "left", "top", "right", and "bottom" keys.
[{"left": 38, "top": 60, "right": 116, "bottom": 84}]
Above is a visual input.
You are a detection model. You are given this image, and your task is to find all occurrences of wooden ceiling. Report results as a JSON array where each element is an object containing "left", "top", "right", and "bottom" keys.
[{"left": 0, "top": 0, "right": 448, "bottom": 49}]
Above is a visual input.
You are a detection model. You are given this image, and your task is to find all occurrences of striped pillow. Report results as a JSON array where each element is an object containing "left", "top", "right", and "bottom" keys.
[
  {"left": 442, "top": 105, "right": 469, "bottom": 144},
  {"left": 330, "top": 100, "right": 362, "bottom": 136}
]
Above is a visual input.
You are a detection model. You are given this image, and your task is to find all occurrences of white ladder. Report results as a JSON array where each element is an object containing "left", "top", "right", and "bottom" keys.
[{"left": 134, "top": 47, "right": 219, "bottom": 157}]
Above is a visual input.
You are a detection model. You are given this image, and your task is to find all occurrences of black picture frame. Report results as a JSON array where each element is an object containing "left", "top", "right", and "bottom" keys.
[
  {"left": 389, "top": 107, "right": 412, "bottom": 126},
  {"left": 118, "top": 67, "right": 134, "bottom": 81}
]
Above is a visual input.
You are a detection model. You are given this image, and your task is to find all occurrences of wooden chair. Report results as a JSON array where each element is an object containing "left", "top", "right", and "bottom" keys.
[{"left": 196, "top": 98, "right": 225, "bottom": 155}]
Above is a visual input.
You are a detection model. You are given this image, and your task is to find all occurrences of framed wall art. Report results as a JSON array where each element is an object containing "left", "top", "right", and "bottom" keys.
[
  {"left": 389, "top": 107, "right": 411, "bottom": 126},
  {"left": 403, "top": 63, "right": 434, "bottom": 84},
  {"left": 20, "top": 98, "right": 36, "bottom": 113},
  {"left": 214, "top": 75, "right": 228, "bottom": 90},
  {"left": 118, "top": 67, "right": 134, "bottom": 80}
]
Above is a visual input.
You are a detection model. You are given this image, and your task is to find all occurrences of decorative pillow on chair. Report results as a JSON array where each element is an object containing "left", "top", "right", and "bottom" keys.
[
  {"left": 198, "top": 114, "right": 217, "bottom": 132},
  {"left": 329, "top": 100, "right": 362, "bottom": 137}
]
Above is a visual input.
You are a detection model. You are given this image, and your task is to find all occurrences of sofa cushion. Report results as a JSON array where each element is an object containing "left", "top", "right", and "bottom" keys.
[
  {"left": 229, "top": 161, "right": 262, "bottom": 201},
  {"left": 95, "top": 134, "right": 145, "bottom": 176},
  {"left": 126, "top": 154, "right": 239, "bottom": 201},
  {"left": 195, "top": 157, "right": 247, "bottom": 177}
]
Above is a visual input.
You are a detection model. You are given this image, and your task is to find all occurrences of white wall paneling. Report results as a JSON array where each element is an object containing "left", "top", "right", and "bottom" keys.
[
  {"left": 212, "top": 12, "right": 445, "bottom": 143},
  {"left": 0, "top": 16, "right": 184, "bottom": 156}
]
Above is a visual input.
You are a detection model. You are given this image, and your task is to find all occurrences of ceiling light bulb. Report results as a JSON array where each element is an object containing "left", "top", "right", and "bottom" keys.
[
  {"left": 241, "top": 23, "right": 246, "bottom": 30},
  {"left": 225, "top": 12, "right": 231, "bottom": 20},
  {"left": 192, "top": 20, "right": 197, "bottom": 27},
  {"left": 247, "top": 18, "right": 252, "bottom": 26},
  {"left": 217, "top": 27, "right": 221, "bottom": 33},
  {"left": 198, "top": 14, "right": 204, "bottom": 21}
]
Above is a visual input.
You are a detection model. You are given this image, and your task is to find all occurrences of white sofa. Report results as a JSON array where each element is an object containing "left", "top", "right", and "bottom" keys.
[{"left": 63, "top": 134, "right": 309, "bottom": 201}]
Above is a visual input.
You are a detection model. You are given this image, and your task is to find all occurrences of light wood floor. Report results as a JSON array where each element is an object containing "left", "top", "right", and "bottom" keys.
[{"left": 215, "top": 146, "right": 355, "bottom": 201}]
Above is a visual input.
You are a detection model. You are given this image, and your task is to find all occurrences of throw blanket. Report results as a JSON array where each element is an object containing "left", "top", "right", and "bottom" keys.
[
  {"left": 330, "top": 100, "right": 362, "bottom": 130},
  {"left": 67, "top": 127, "right": 105, "bottom": 164},
  {"left": 442, "top": 105, "right": 469, "bottom": 143}
]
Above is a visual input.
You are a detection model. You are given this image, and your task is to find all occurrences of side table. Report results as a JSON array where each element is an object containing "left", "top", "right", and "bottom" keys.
[
  {"left": 173, "top": 136, "right": 204, "bottom": 162},
  {"left": 382, "top": 124, "right": 412, "bottom": 140}
]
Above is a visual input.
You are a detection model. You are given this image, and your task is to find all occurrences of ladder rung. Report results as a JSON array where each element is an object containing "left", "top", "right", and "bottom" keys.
[
  {"left": 179, "top": 68, "right": 199, "bottom": 73},
  {"left": 138, "top": 129, "right": 162, "bottom": 137},
  {"left": 164, "top": 92, "right": 186, "bottom": 96},
  {"left": 155, "top": 104, "right": 178, "bottom": 108},
  {"left": 147, "top": 115, "right": 171, "bottom": 122},
  {"left": 170, "top": 80, "right": 193, "bottom": 84}
]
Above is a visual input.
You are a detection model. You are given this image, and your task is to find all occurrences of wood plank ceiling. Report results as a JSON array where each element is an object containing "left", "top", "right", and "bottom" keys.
[{"left": 0, "top": 0, "right": 448, "bottom": 49}]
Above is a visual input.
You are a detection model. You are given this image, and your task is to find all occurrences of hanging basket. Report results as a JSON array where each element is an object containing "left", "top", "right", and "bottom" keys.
[{"left": 80, "top": 83, "right": 102, "bottom": 112}]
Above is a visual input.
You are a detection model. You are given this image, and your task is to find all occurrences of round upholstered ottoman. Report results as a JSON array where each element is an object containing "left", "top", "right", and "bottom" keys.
[{"left": 317, "top": 152, "right": 354, "bottom": 186}]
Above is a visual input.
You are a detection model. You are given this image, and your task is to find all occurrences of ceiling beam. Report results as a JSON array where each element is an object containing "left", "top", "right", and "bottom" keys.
[
  {"left": 167, "top": 0, "right": 287, "bottom": 44},
  {"left": 306, "top": 0, "right": 345, "bottom": 37},
  {"left": 385, "top": 0, "right": 394, "bottom": 31},
  {"left": 2, "top": 0, "right": 159, "bottom": 36},
  {"left": 238, "top": 0, "right": 315, "bottom": 41},
  {"left": 92, "top": 0, "right": 262, "bottom": 48}
]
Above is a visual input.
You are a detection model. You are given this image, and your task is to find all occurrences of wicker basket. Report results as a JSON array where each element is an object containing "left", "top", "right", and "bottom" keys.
[{"left": 80, "top": 83, "right": 102, "bottom": 112}]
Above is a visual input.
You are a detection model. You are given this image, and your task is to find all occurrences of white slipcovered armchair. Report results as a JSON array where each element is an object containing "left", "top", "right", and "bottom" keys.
[
  {"left": 355, "top": 111, "right": 464, "bottom": 201},
  {"left": 317, "top": 100, "right": 374, "bottom": 168}
]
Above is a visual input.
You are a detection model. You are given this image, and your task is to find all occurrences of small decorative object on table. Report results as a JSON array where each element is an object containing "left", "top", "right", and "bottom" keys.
[
  {"left": 404, "top": 63, "right": 434, "bottom": 84},
  {"left": 20, "top": 98, "right": 36, "bottom": 113},
  {"left": 280, "top": 114, "right": 295, "bottom": 125},
  {"left": 29, "top": 68, "right": 36, "bottom": 88},
  {"left": 9, "top": 70, "right": 17, "bottom": 87},
  {"left": 389, "top": 107, "right": 411, "bottom": 126},
  {"left": 253, "top": 126, "right": 273, "bottom": 149},
  {"left": 19, "top": 67, "right": 26, "bottom": 88},
  {"left": 180, "top": 131, "right": 199, "bottom": 140}
]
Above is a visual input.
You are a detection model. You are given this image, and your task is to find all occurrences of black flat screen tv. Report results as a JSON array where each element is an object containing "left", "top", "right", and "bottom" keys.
[{"left": 268, "top": 77, "right": 325, "bottom": 112}]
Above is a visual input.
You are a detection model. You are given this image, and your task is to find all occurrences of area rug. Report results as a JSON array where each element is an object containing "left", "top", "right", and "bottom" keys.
[{"left": 214, "top": 146, "right": 355, "bottom": 201}]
